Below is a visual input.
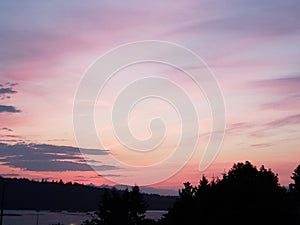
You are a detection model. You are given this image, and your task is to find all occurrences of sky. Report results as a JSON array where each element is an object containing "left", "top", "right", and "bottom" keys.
[{"left": 0, "top": 0, "right": 300, "bottom": 191}]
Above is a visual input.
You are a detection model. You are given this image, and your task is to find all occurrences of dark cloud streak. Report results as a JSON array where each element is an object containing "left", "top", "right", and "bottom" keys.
[
  {"left": 1, "top": 127, "right": 13, "bottom": 132},
  {"left": 0, "top": 83, "right": 21, "bottom": 113},
  {"left": 0, "top": 173, "right": 20, "bottom": 177},
  {"left": 0, "top": 143, "right": 118, "bottom": 172},
  {"left": 0, "top": 105, "right": 21, "bottom": 113},
  {"left": 0, "top": 87, "right": 17, "bottom": 95}
]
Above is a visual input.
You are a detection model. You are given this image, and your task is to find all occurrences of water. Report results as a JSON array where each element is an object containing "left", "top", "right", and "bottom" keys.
[{"left": 1, "top": 210, "right": 167, "bottom": 225}]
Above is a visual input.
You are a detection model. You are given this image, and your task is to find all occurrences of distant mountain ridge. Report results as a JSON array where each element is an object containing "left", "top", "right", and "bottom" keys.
[
  {"left": 0, "top": 177, "right": 177, "bottom": 211},
  {"left": 95, "top": 184, "right": 178, "bottom": 196}
]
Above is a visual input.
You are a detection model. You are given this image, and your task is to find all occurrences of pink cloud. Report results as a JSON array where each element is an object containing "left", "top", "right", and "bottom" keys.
[{"left": 261, "top": 94, "right": 300, "bottom": 111}]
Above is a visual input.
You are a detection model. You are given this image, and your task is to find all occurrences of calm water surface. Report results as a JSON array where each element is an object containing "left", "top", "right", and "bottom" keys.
[{"left": 2, "top": 210, "right": 167, "bottom": 225}]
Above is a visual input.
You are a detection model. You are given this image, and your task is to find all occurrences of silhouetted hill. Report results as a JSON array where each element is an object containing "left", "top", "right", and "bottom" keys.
[
  {"left": 0, "top": 177, "right": 176, "bottom": 211},
  {"left": 98, "top": 184, "right": 178, "bottom": 196}
]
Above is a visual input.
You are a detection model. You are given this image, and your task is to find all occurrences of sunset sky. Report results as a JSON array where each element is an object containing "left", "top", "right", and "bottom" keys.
[{"left": 0, "top": 0, "right": 299, "bottom": 190}]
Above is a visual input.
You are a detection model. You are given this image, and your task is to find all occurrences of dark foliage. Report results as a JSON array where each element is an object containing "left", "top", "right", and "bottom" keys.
[
  {"left": 290, "top": 165, "right": 300, "bottom": 193},
  {"left": 160, "top": 161, "right": 300, "bottom": 225},
  {"left": 82, "top": 186, "right": 153, "bottom": 225},
  {"left": 0, "top": 177, "right": 102, "bottom": 211},
  {"left": 0, "top": 177, "right": 175, "bottom": 211}
]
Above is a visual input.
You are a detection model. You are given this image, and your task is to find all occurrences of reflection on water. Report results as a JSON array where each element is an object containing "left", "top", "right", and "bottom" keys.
[{"left": 2, "top": 210, "right": 167, "bottom": 225}]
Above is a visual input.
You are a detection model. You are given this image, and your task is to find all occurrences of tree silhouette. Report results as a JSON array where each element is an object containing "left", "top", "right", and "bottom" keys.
[
  {"left": 82, "top": 186, "right": 148, "bottom": 225},
  {"left": 161, "top": 182, "right": 195, "bottom": 225},
  {"left": 161, "top": 161, "right": 291, "bottom": 225},
  {"left": 217, "top": 161, "right": 286, "bottom": 224},
  {"left": 37, "top": 162, "right": 298, "bottom": 225},
  {"left": 290, "top": 165, "right": 300, "bottom": 193},
  {"left": 288, "top": 164, "right": 300, "bottom": 223},
  {"left": 128, "top": 186, "right": 147, "bottom": 225}
]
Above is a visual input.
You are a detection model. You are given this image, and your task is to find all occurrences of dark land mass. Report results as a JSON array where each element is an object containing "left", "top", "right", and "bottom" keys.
[
  {"left": 2, "top": 161, "right": 300, "bottom": 225},
  {"left": 0, "top": 177, "right": 176, "bottom": 211}
]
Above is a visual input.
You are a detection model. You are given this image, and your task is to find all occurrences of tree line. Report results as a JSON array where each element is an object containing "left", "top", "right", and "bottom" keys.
[
  {"left": 0, "top": 177, "right": 175, "bottom": 211},
  {"left": 83, "top": 161, "right": 300, "bottom": 225}
]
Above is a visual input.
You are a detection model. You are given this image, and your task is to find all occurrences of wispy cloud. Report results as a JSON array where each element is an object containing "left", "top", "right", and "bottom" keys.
[
  {"left": 249, "top": 75, "right": 300, "bottom": 95},
  {"left": 226, "top": 122, "right": 255, "bottom": 135},
  {"left": 0, "top": 134, "right": 22, "bottom": 139},
  {"left": 261, "top": 94, "right": 300, "bottom": 111},
  {"left": 0, "top": 173, "right": 20, "bottom": 177},
  {"left": 1, "top": 127, "right": 13, "bottom": 132},
  {"left": 248, "top": 113, "right": 300, "bottom": 139},
  {"left": 265, "top": 114, "right": 300, "bottom": 128},
  {"left": 250, "top": 143, "right": 274, "bottom": 148}
]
